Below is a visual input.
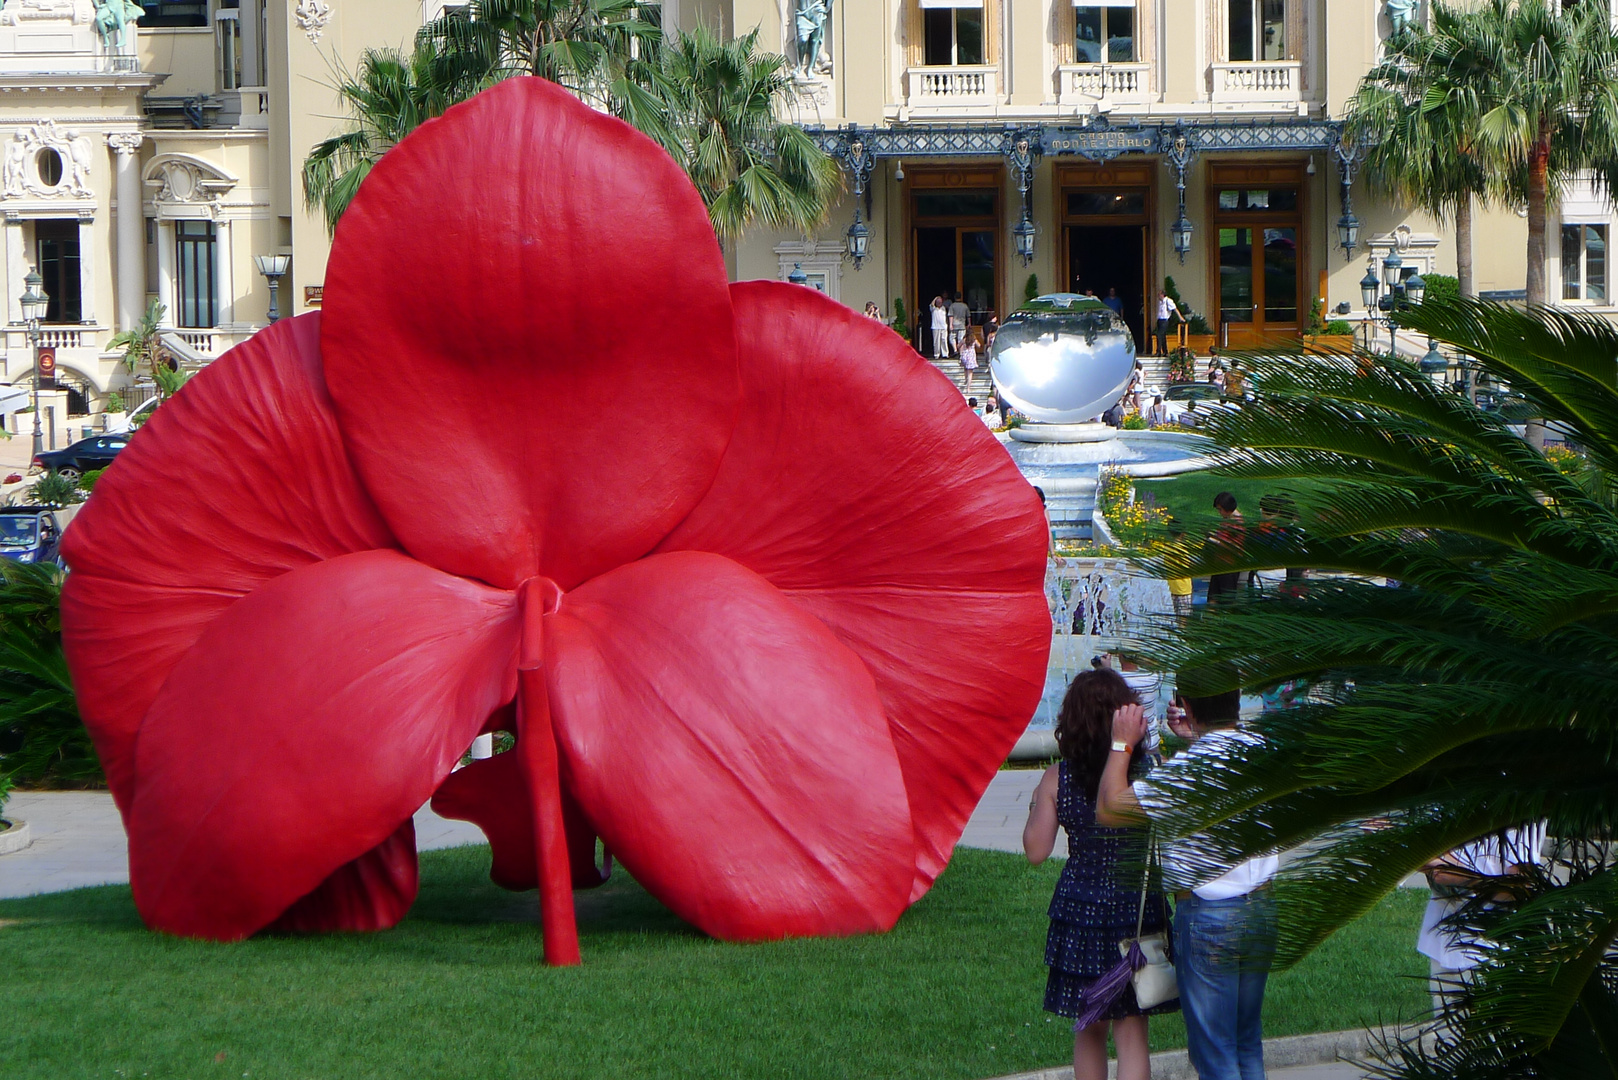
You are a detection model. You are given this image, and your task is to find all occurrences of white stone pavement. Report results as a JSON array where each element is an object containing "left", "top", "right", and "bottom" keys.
[{"left": 0, "top": 775, "right": 1372, "bottom": 1079}]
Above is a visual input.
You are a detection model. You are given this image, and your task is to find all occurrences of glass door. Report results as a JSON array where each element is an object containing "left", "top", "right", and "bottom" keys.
[{"left": 1211, "top": 185, "right": 1301, "bottom": 346}]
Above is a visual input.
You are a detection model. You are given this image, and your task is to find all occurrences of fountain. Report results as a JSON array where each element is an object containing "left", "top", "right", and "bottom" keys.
[
  {"left": 988, "top": 295, "right": 1208, "bottom": 755},
  {"left": 988, "top": 294, "right": 1208, "bottom": 539}
]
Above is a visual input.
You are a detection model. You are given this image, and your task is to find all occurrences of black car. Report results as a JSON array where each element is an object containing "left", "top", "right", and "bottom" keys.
[
  {"left": 33, "top": 433, "right": 129, "bottom": 481},
  {"left": 0, "top": 508, "right": 63, "bottom": 566}
]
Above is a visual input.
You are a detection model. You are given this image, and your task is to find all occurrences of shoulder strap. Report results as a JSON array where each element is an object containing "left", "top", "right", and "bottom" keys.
[{"left": 1134, "top": 832, "right": 1156, "bottom": 938}]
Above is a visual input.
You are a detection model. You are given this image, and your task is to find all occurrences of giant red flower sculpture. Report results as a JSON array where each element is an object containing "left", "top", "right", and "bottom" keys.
[{"left": 60, "top": 78, "right": 1050, "bottom": 964}]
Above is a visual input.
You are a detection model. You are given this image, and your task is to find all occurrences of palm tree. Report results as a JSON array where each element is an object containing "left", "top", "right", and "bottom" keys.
[
  {"left": 1346, "top": 7, "right": 1491, "bottom": 298},
  {"left": 302, "top": 42, "right": 470, "bottom": 234},
  {"left": 1136, "top": 301, "right": 1618, "bottom": 1078},
  {"left": 1462, "top": 0, "right": 1618, "bottom": 308},
  {"left": 0, "top": 561, "right": 96, "bottom": 786},
  {"left": 659, "top": 26, "right": 843, "bottom": 244},
  {"left": 304, "top": 3, "right": 841, "bottom": 243}
]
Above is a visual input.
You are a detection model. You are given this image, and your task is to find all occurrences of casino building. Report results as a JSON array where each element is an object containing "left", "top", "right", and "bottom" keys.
[{"left": 0, "top": 0, "right": 1607, "bottom": 435}]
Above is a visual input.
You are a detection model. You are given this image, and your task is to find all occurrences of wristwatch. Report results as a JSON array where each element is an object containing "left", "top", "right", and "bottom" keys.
[{"left": 1110, "top": 740, "right": 1132, "bottom": 753}]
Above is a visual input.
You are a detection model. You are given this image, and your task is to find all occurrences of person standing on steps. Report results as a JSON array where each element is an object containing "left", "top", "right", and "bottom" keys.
[
  {"left": 930, "top": 296, "right": 949, "bottom": 360},
  {"left": 1154, "top": 291, "right": 1183, "bottom": 358},
  {"left": 948, "top": 292, "right": 970, "bottom": 357}
]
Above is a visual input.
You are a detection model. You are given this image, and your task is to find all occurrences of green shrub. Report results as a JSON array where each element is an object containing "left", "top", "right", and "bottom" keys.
[
  {"left": 1421, "top": 272, "right": 1460, "bottom": 305},
  {"left": 1024, "top": 273, "right": 1040, "bottom": 302},
  {"left": 1121, "top": 412, "right": 1148, "bottom": 430},
  {"left": 78, "top": 469, "right": 105, "bottom": 494},
  {"left": 0, "top": 772, "right": 11, "bottom": 822},
  {"left": 889, "top": 297, "right": 910, "bottom": 340},
  {"left": 1325, "top": 320, "right": 1354, "bottom": 335},
  {"left": 0, "top": 561, "right": 99, "bottom": 787},
  {"left": 104, "top": 392, "right": 125, "bottom": 414},
  {"left": 1306, "top": 296, "right": 1327, "bottom": 336},
  {"left": 28, "top": 471, "right": 82, "bottom": 509}
]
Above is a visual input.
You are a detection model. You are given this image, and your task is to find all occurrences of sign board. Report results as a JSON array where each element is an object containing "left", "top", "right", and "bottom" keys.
[
  {"left": 304, "top": 285, "right": 324, "bottom": 307},
  {"left": 36, "top": 346, "right": 55, "bottom": 388}
]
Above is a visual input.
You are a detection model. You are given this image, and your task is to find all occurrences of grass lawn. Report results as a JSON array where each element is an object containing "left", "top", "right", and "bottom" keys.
[
  {"left": 1133, "top": 473, "right": 1330, "bottom": 531},
  {"left": 1, "top": 846, "right": 1428, "bottom": 1080}
]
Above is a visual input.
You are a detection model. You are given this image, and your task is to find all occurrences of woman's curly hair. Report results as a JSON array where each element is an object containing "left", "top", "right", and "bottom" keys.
[{"left": 1055, "top": 667, "right": 1147, "bottom": 800}]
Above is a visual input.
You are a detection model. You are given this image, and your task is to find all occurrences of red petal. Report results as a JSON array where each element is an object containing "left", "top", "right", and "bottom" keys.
[
  {"left": 656, "top": 283, "right": 1051, "bottom": 899},
  {"left": 263, "top": 819, "right": 418, "bottom": 934},
  {"left": 320, "top": 77, "right": 740, "bottom": 592},
  {"left": 127, "top": 551, "right": 520, "bottom": 940},
  {"left": 544, "top": 551, "right": 914, "bottom": 940},
  {"left": 60, "top": 314, "right": 395, "bottom": 811},
  {"left": 431, "top": 751, "right": 609, "bottom": 891}
]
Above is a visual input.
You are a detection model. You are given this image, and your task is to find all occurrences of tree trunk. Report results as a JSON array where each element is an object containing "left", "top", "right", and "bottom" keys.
[
  {"left": 1456, "top": 192, "right": 1475, "bottom": 299},
  {"left": 1524, "top": 134, "right": 1550, "bottom": 450},
  {"left": 1526, "top": 139, "right": 1550, "bottom": 308}
]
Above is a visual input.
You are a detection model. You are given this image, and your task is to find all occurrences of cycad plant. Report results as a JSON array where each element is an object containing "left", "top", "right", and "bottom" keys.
[
  {"left": 1138, "top": 300, "right": 1618, "bottom": 1079},
  {"left": 0, "top": 560, "right": 96, "bottom": 786}
]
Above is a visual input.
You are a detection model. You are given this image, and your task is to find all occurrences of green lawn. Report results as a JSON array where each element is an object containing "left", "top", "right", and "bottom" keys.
[
  {"left": 1, "top": 846, "right": 1428, "bottom": 1080},
  {"left": 1134, "top": 473, "right": 1330, "bottom": 529}
]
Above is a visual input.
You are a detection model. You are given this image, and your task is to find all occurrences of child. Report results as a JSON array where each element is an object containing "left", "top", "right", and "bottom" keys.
[
  {"left": 1024, "top": 669, "right": 1178, "bottom": 1080},
  {"left": 960, "top": 334, "right": 979, "bottom": 391}
]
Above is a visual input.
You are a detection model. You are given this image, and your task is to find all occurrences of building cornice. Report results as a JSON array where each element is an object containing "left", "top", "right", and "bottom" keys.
[{"left": 0, "top": 73, "right": 167, "bottom": 94}]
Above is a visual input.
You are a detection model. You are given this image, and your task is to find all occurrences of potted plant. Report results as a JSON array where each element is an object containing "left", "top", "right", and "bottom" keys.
[{"left": 1164, "top": 276, "right": 1216, "bottom": 353}]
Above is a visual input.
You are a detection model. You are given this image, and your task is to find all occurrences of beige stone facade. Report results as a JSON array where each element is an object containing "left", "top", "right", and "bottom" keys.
[{"left": 0, "top": 0, "right": 1602, "bottom": 436}]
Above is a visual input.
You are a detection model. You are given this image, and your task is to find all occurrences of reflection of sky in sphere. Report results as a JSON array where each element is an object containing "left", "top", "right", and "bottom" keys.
[{"left": 989, "top": 299, "right": 1135, "bottom": 423}]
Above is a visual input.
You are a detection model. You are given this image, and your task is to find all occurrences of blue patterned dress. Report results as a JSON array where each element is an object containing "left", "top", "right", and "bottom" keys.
[{"left": 1043, "top": 759, "right": 1177, "bottom": 1020}]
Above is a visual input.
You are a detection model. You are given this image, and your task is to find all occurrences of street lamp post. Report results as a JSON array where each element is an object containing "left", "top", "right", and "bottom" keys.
[
  {"left": 20, "top": 269, "right": 48, "bottom": 460},
  {"left": 254, "top": 253, "right": 291, "bottom": 323},
  {"left": 1361, "top": 251, "right": 1426, "bottom": 357}
]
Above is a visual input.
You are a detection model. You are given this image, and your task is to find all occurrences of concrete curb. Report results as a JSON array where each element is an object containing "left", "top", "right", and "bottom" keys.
[
  {"left": 985, "top": 1027, "right": 1383, "bottom": 1080},
  {"left": 0, "top": 818, "right": 32, "bottom": 855}
]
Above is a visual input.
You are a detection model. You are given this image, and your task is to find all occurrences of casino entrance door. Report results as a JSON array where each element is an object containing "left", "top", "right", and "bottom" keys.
[
  {"left": 909, "top": 168, "right": 1002, "bottom": 356},
  {"left": 1058, "top": 163, "right": 1154, "bottom": 352},
  {"left": 1208, "top": 162, "right": 1308, "bottom": 348}
]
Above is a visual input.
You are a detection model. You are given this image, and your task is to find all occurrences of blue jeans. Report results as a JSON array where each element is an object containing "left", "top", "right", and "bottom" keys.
[{"left": 1174, "top": 890, "right": 1278, "bottom": 1080}]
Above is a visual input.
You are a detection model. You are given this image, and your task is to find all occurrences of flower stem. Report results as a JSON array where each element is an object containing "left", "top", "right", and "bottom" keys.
[{"left": 518, "top": 580, "right": 580, "bottom": 966}]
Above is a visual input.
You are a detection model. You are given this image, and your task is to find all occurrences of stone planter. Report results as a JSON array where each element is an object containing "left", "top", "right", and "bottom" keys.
[{"left": 0, "top": 817, "right": 32, "bottom": 855}]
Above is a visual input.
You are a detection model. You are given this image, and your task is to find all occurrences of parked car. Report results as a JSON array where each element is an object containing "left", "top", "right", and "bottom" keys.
[
  {"left": 32, "top": 433, "right": 129, "bottom": 481},
  {"left": 1162, "top": 381, "right": 1232, "bottom": 423},
  {"left": 0, "top": 507, "right": 63, "bottom": 565},
  {"left": 103, "top": 396, "right": 159, "bottom": 433}
]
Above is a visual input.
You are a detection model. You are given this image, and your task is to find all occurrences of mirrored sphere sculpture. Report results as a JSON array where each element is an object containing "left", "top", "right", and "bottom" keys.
[{"left": 989, "top": 295, "right": 1137, "bottom": 424}]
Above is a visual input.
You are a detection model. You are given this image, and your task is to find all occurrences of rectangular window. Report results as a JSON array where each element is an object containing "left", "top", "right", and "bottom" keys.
[
  {"left": 1067, "top": 191, "right": 1147, "bottom": 217},
  {"left": 138, "top": 0, "right": 208, "bottom": 28},
  {"left": 1219, "top": 227, "right": 1254, "bottom": 325},
  {"left": 916, "top": 190, "right": 997, "bottom": 218},
  {"left": 176, "top": 220, "right": 217, "bottom": 329},
  {"left": 35, "top": 220, "right": 81, "bottom": 325},
  {"left": 1216, "top": 188, "right": 1298, "bottom": 213},
  {"left": 1562, "top": 223, "right": 1608, "bottom": 302},
  {"left": 1228, "top": 0, "right": 1286, "bottom": 62},
  {"left": 922, "top": 5, "right": 984, "bottom": 66},
  {"left": 1075, "top": 4, "right": 1135, "bottom": 63}
]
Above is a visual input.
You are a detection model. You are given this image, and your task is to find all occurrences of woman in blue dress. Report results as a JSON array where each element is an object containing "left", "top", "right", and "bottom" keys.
[{"left": 1024, "top": 668, "right": 1177, "bottom": 1080}]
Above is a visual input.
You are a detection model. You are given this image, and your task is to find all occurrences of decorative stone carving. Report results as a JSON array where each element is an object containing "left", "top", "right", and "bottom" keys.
[
  {"left": 144, "top": 154, "right": 238, "bottom": 210},
  {"left": 4, "top": 121, "right": 93, "bottom": 199},
  {"left": 106, "top": 131, "right": 142, "bottom": 156},
  {"left": 294, "top": 0, "right": 330, "bottom": 42},
  {"left": 0, "top": 0, "right": 93, "bottom": 26}
]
